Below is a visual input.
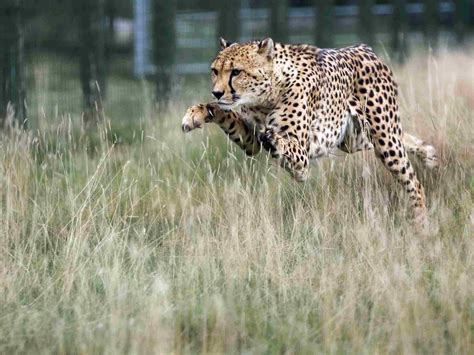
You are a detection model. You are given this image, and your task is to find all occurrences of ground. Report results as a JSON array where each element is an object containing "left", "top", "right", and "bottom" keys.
[{"left": 0, "top": 49, "right": 473, "bottom": 353}]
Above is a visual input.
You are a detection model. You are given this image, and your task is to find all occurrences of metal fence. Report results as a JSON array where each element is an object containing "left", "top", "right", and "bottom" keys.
[
  {"left": 135, "top": 1, "right": 463, "bottom": 75},
  {"left": 0, "top": 0, "right": 472, "bottom": 127}
]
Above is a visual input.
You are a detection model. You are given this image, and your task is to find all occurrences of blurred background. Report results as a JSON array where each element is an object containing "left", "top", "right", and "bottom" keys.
[{"left": 0, "top": 0, "right": 473, "bottom": 132}]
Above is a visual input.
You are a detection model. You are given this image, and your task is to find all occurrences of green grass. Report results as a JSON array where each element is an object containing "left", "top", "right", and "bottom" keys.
[{"left": 1, "top": 48, "right": 473, "bottom": 354}]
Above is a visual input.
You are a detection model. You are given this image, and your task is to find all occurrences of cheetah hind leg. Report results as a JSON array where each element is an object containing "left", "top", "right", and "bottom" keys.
[
  {"left": 403, "top": 133, "right": 439, "bottom": 169},
  {"left": 339, "top": 116, "right": 439, "bottom": 170},
  {"left": 338, "top": 113, "right": 374, "bottom": 154}
]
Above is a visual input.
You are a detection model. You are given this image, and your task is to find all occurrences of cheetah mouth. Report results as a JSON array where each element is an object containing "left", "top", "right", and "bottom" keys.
[
  {"left": 217, "top": 101, "right": 234, "bottom": 106},
  {"left": 217, "top": 96, "right": 251, "bottom": 111},
  {"left": 217, "top": 100, "right": 238, "bottom": 110}
]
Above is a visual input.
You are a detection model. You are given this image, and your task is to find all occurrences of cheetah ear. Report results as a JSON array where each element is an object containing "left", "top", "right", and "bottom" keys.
[
  {"left": 257, "top": 38, "right": 274, "bottom": 60},
  {"left": 219, "top": 37, "right": 233, "bottom": 50}
]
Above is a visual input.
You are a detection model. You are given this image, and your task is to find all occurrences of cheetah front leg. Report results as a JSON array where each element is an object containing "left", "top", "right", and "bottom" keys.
[
  {"left": 260, "top": 130, "right": 310, "bottom": 181},
  {"left": 182, "top": 103, "right": 261, "bottom": 156},
  {"left": 260, "top": 106, "right": 311, "bottom": 182}
]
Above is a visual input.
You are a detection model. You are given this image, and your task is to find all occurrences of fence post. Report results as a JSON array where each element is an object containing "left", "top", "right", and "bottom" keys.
[
  {"left": 423, "top": 0, "right": 439, "bottom": 49},
  {"left": 106, "top": 0, "right": 116, "bottom": 71},
  {"left": 314, "top": 0, "right": 334, "bottom": 48},
  {"left": 454, "top": 0, "right": 469, "bottom": 45},
  {"left": 216, "top": 0, "right": 241, "bottom": 44},
  {"left": 391, "top": 0, "right": 408, "bottom": 63},
  {"left": 270, "top": 0, "right": 289, "bottom": 43},
  {"left": 358, "top": 0, "right": 375, "bottom": 47},
  {"left": 79, "top": 0, "right": 107, "bottom": 119},
  {"left": 0, "top": 0, "right": 26, "bottom": 127},
  {"left": 152, "top": 0, "right": 176, "bottom": 105}
]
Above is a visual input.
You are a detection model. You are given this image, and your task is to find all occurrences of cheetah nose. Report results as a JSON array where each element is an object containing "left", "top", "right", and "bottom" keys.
[
  {"left": 182, "top": 123, "right": 191, "bottom": 133},
  {"left": 212, "top": 90, "right": 224, "bottom": 100}
]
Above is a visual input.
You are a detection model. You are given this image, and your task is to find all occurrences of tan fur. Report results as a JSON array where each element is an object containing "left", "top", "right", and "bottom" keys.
[{"left": 182, "top": 39, "right": 439, "bottom": 231}]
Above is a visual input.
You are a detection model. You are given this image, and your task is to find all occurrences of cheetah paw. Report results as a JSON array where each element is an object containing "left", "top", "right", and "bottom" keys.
[
  {"left": 181, "top": 104, "right": 214, "bottom": 133},
  {"left": 259, "top": 130, "right": 283, "bottom": 158}
]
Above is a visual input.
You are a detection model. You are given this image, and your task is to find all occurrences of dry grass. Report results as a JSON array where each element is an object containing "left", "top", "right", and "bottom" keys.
[{"left": 1, "top": 49, "right": 473, "bottom": 354}]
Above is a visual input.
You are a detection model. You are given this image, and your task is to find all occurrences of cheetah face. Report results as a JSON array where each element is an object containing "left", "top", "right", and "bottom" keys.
[{"left": 210, "top": 38, "right": 274, "bottom": 110}]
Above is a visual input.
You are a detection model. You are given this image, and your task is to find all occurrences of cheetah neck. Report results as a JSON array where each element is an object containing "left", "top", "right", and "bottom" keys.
[{"left": 262, "top": 43, "right": 316, "bottom": 108}]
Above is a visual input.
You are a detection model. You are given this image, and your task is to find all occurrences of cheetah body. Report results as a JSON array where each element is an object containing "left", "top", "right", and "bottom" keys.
[{"left": 182, "top": 39, "right": 438, "bottom": 229}]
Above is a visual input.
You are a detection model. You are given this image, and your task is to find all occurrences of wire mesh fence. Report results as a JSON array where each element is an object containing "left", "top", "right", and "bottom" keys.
[{"left": 0, "top": 0, "right": 472, "bottom": 128}]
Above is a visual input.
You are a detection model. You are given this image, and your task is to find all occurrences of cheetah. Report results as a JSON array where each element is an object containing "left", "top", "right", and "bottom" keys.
[{"left": 182, "top": 38, "right": 438, "bottom": 230}]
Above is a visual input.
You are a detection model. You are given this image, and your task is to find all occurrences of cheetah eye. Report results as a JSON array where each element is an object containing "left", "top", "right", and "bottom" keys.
[
  {"left": 211, "top": 68, "right": 218, "bottom": 76},
  {"left": 231, "top": 69, "right": 241, "bottom": 76}
]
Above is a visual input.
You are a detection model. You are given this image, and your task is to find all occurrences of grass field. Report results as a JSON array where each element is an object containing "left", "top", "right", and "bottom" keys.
[{"left": 1, "top": 48, "right": 473, "bottom": 354}]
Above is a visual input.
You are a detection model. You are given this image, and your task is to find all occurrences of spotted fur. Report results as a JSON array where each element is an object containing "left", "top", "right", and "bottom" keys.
[{"left": 182, "top": 38, "right": 438, "bottom": 230}]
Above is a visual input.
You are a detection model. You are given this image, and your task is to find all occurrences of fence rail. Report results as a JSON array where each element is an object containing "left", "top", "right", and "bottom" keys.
[
  {"left": 1, "top": 0, "right": 472, "bottom": 124},
  {"left": 134, "top": 1, "right": 460, "bottom": 76}
]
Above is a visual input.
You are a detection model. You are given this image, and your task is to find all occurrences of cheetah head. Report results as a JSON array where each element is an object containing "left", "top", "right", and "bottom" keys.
[{"left": 210, "top": 38, "right": 274, "bottom": 110}]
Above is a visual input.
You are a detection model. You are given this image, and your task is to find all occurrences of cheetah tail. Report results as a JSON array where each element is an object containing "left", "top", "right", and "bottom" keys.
[{"left": 403, "top": 133, "right": 439, "bottom": 168}]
